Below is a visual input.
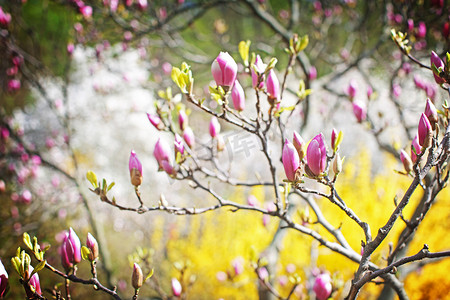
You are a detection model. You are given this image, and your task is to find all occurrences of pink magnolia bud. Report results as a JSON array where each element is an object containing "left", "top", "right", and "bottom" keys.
[
  {"left": 86, "top": 233, "right": 99, "bottom": 261},
  {"left": 0, "top": 7, "right": 11, "bottom": 27},
  {"left": 313, "top": 273, "right": 332, "bottom": 300},
  {"left": 425, "top": 84, "right": 437, "bottom": 99},
  {"left": 232, "top": 257, "right": 244, "bottom": 276},
  {"left": 0, "top": 127, "right": 9, "bottom": 140},
  {"left": 162, "top": 62, "right": 172, "bottom": 75},
  {"left": 416, "top": 21, "right": 426, "bottom": 39},
  {"left": 21, "top": 190, "right": 32, "bottom": 204},
  {"left": 60, "top": 233, "right": 73, "bottom": 271},
  {"left": 178, "top": 110, "right": 188, "bottom": 131},
  {"left": 209, "top": 117, "right": 221, "bottom": 138},
  {"left": 137, "top": 0, "right": 148, "bottom": 10},
  {"left": 346, "top": 80, "right": 357, "bottom": 99},
  {"left": 293, "top": 131, "right": 305, "bottom": 160},
  {"left": 418, "top": 113, "right": 432, "bottom": 148},
  {"left": 211, "top": 52, "right": 237, "bottom": 89},
  {"left": 407, "top": 19, "right": 414, "bottom": 32},
  {"left": 400, "top": 150, "right": 413, "bottom": 174},
  {"left": 392, "top": 83, "right": 402, "bottom": 98},
  {"left": 26, "top": 266, "right": 41, "bottom": 297},
  {"left": 425, "top": 98, "right": 438, "bottom": 127},
  {"left": 65, "top": 228, "right": 82, "bottom": 265},
  {"left": 251, "top": 55, "right": 266, "bottom": 89},
  {"left": 309, "top": 66, "right": 317, "bottom": 81},
  {"left": 0, "top": 259, "right": 8, "bottom": 298},
  {"left": 67, "top": 42, "right": 75, "bottom": 55},
  {"left": 282, "top": 139, "right": 300, "bottom": 181},
  {"left": 306, "top": 133, "right": 327, "bottom": 177},
  {"left": 331, "top": 128, "right": 338, "bottom": 151},
  {"left": 414, "top": 75, "right": 426, "bottom": 90},
  {"left": 132, "top": 263, "right": 143, "bottom": 290},
  {"left": 257, "top": 267, "right": 269, "bottom": 281},
  {"left": 431, "top": 51, "right": 445, "bottom": 84},
  {"left": 80, "top": 5, "right": 92, "bottom": 18},
  {"left": 129, "top": 150, "right": 143, "bottom": 186},
  {"left": 411, "top": 134, "right": 421, "bottom": 163},
  {"left": 161, "top": 160, "right": 175, "bottom": 176},
  {"left": 147, "top": 113, "right": 164, "bottom": 130},
  {"left": 8, "top": 79, "right": 21, "bottom": 92},
  {"left": 183, "top": 127, "right": 195, "bottom": 148},
  {"left": 231, "top": 80, "right": 245, "bottom": 111},
  {"left": 266, "top": 69, "right": 280, "bottom": 100},
  {"left": 171, "top": 278, "right": 182, "bottom": 297},
  {"left": 174, "top": 134, "right": 185, "bottom": 156},
  {"left": 6, "top": 66, "right": 18, "bottom": 76},
  {"left": 352, "top": 100, "right": 366, "bottom": 122},
  {"left": 247, "top": 195, "right": 258, "bottom": 207},
  {"left": 367, "top": 86, "right": 373, "bottom": 99},
  {"left": 154, "top": 138, "right": 171, "bottom": 169}
]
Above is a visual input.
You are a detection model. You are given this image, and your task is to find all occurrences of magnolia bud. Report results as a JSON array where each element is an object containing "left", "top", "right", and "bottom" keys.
[
  {"left": 411, "top": 135, "right": 421, "bottom": 163},
  {"left": 282, "top": 139, "right": 300, "bottom": 181},
  {"left": 216, "top": 135, "right": 225, "bottom": 152},
  {"left": 333, "top": 153, "right": 342, "bottom": 174},
  {"left": 147, "top": 113, "right": 164, "bottom": 130},
  {"left": 266, "top": 69, "right": 280, "bottom": 101},
  {"left": 292, "top": 131, "right": 305, "bottom": 160},
  {"left": 430, "top": 51, "right": 445, "bottom": 84},
  {"left": 418, "top": 113, "right": 433, "bottom": 149},
  {"left": 209, "top": 117, "right": 221, "bottom": 138},
  {"left": 178, "top": 110, "right": 188, "bottom": 131},
  {"left": 129, "top": 150, "right": 143, "bottom": 187},
  {"left": 132, "top": 263, "right": 143, "bottom": 290},
  {"left": 425, "top": 98, "right": 438, "bottom": 129},
  {"left": 346, "top": 80, "right": 357, "bottom": 99},
  {"left": 154, "top": 138, "right": 171, "bottom": 170},
  {"left": 306, "top": 133, "right": 327, "bottom": 177},
  {"left": 0, "top": 259, "right": 8, "bottom": 298},
  {"left": 231, "top": 80, "right": 245, "bottom": 111},
  {"left": 183, "top": 127, "right": 195, "bottom": 148},
  {"left": 400, "top": 150, "right": 413, "bottom": 174},
  {"left": 26, "top": 266, "right": 42, "bottom": 298},
  {"left": 251, "top": 55, "right": 266, "bottom": 89},
  {"left": 211, "top": 52, "right": 237, "bottom": 90},
  {"left": 86, "top": 233, "right": 99, "bottom": 261},
  {"left": 352, "top": 100, "right": 367, "bottom": 122},
  {"left": 313, "top": 273, "right": 332, "bottom": 300},
  {"left": 171, "top": 278, "right": 182, "bottom": 297}
]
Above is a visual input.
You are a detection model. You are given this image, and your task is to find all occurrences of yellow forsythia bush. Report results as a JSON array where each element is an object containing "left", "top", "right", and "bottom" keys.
[{"left": 146, "top": 150, "right": 450, "bottom": 299}]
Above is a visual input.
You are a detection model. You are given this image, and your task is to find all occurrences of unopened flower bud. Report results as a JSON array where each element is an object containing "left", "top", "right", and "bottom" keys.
[
  {"left": 313, "top": 273, "right": 332, "bottom": 300},
  {"left": 282, "top": 139, "right": 300, "bottom": 182},
  {"left": 183, "top": 127, "right": 195, "bottom": 148},
  {"left": 251, "top": 55, "right": 266, "bottom": 89},
  {"left": 400, "top": 150, "right": 413, "bottom": 174},
  {"left": 333, "top": 153, "right": 342, "bottom": 174},
  {"left": 26, "top": 266, "right": 41, "bottom": 298},
  {"left": 352, "top": 100, "right": 367, "bottom": 122},
  {"left": 211, "top": 52, "right": 237, "bottom": 90},
  {"left": 430, "top": 51, "right": 445, "bottom": 84},
  {"left": 0, "top": 259, "right": 8, "bottom": 298},
  {"left": 346, "top": 80, "right": 357, "bottom": 99},
  {"left": 209, "top": 117, "right": 221, "bottom": 138},
  {"left": 418, "top": 113, "right": 433, "bottom": 149},
  {"left": 411, "top": 135, "right": 421, "bottom": 163},
  {"left": 132, "top": 263, "right": 143, "bottom": 290},
  {"left": 129, "top": 150, "right": 143, "bottom": 186},
  {"left": 147, "top": 113, "right": 164, "bottom": 130},
  {"left": 266, "top": 69, "right": 280, "bottom": 101},
  {"left": 174, "top": 134, "right": 185, "bottom": 156},
  {"left": 231, "top": 80, "right": 245, "bottom": 111},
  {"left": 216, "top": 135, "right": 225, "bottom": 152},
  {"left": 171, "top": 278, "right": 182, "bottom": 297},
  {"left": 416, "top": 21, "right": 427, "bottom": 39},
  {"left": 292, "top": 131, "right": 305, "bottom": 160},
  {"left": 178, "top": 110, "right": 188, "bottom": 131},
  {"left": 306, "top": 133, "right": 327, "bottom": 177},
  {"left": 331, "top": 128, "right": 338, "bottom": 152},
  {"left": 309, "top": 66, "right": 317, "bottom": 81},
  {"left": 154, "top": 138, "right": 171, "bottom": 170},
  {"left": 425, "top": 98, "right": 438, "bottom": 129},
  {"left": 86, "top": 233, "right": 99, "bottom": 261},
  {"left": 0, "top": 7, "right": 11, "bottom": 27}
]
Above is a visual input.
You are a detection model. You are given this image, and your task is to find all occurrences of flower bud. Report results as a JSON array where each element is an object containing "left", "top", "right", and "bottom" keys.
[
  {"left": 407, "top": 19, "right": 414, "bottom": 32},
  {"left": 352, "top": 100, "right": 366, "bottom": 122},
  {"left": 0, "top": 259, "right": 9, "bottom": 298},
  {"left": 292, "top": 131, "right": 305, "bottom": 160},
  {"left": 154, "top": 138, "right": 171, "bottom": 169},
  {"left": 416, "top": 21, "right": 426, "bottom": 39},
  {"left": 431, "top": 51, "right": 445, "bottom": 84},
  {"left": 313, "top": 273, "right": 332, "bottom": 300},
  {"left": 209, "top": 117, "right": 220, "bottom": 138},
  {"left": 147, "top": 113, "right": 164, "bottom": 130},
  {"left": 60, "top": 233, "right": 73, "bottom": 271},
  {"left": 346, "top": 80, "right": 357, "bottom": 99},
  {"left": 418, "top": 113, "right": 433, "bottom": 149},
  {"left": 309, "top": 66, "right": 317, "bottom": 81},
  {"left": 257, "top": 267, "right": 269, "bottom": 281},
  {"left": 174, "top": 134, "right": 185, "bottom": 156},
  {"left": 231, "top": 80, "right": 245, "bottom": 111},
  {"left": 400, "top": 150, "right": 413, "bottom": 174},
  {"left": 425, "top": 98, "right": 438, "bottom": 129},
  {"left": 172, "top": 278, "right": 182, "bottom": 297},
  {"left": 333, "top": 153, "right": 342, "bottom": 174},
  {"left": 80, "top": 5, "right": 92, "bottom": 18},
  {"left": 211, "top": 52, "right": 237, "bottom": 89},
  {"left": 414, "top": 75, "right": 426, "bottom": 90},
  {"left": 231, "top": 257, "right": 244, "bottom": 276},
  {"left": 217, "top": 135, "right": 225, "bottom": 152},
  {"left": 411, "top": 134, "right": 421, "bottom": 163},
  {"left": 8, "top": 79, "right": 20, "bottom": 92},
  {"left": 183, "top": 127, "right": 195, "bottom": 148},
  {"left": 0, "top": 7, "right": 11, "bottom": 27},
  {"left": 129, "top": 150, "right": 143, "bottom": 187},
  {"left": 25, "top": 266, "right": 41, "bottom": 297},
  {"left": 161, "top": 160, "right": 175, "bottom": 176},
  {"left": 86, "top": 233, "right": 99, "bottom": 261},
  {"left": 178, "top": 110, "right": 188, "bottom": 131},
  {"left": 266, "top": 69, "right": 280, "bottom": 100},
  {"left": 68, "top": 228, "right": 82, "bottom": 264},
  {"left": 306, "top": 133, "right": 327, "bottom": 177},
  {"left": 132, "top": 263, "right": 143, "bottom": 290},
  {"left": 251, "top": 55, "right": 266, "bottom": 89},
  {"left": 331, "top": 128, "right": 338, "bottom": 152},
  {"left": 367, "top": 86, "right": 373, "bottom": 99},
  {"left": 282, "top": 139, "right": 300, "bottom": 182}
]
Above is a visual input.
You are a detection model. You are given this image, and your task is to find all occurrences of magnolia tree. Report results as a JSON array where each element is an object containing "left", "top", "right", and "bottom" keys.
[{"left": 1, "top": 0, "right": 450, "bottom": 300}]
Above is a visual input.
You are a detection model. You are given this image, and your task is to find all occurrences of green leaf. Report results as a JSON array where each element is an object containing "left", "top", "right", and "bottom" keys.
[
  {"left": 34, "top": 260, "right": 46, "bottom": 273},
  {"left": 238, "top": 40, "right": 251, "bottom": 66},
  {"left": 107, "top": 182, "right": 115, "bottom": 192},
  {"left": 11, "top": 257, "right": 21, "bottom": 276},
  {"left": 144, "top": 268, "right": 154, "bottom": 282},
  {"left": 86, "top": 171, "right": 98, "bottom": 188},
  {"left": 102, "top": 178, "right": 107, "bottom": 192},
  {"left": 23, "top": 233, "right": 33, "bottom": 250},
  {"left": 81, "top": 246, "right": 90, "bottom": 261}
]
